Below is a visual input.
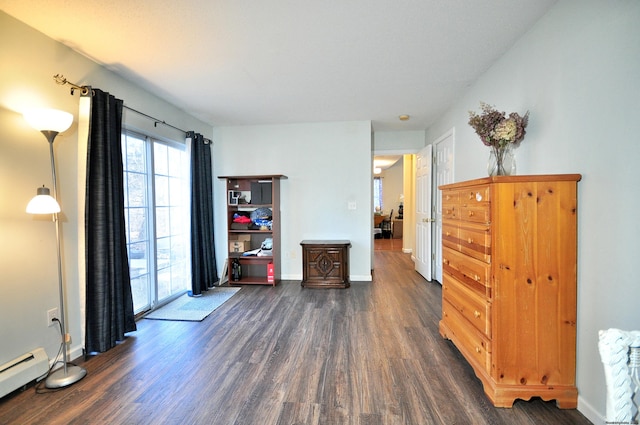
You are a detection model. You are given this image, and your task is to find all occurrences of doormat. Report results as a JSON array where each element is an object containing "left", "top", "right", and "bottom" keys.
[{"left": 144, "top": 287, "right": 241, "bottom": 322}]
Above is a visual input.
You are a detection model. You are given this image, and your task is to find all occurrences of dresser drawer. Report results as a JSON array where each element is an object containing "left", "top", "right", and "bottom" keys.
[
  {"left": 442, "top": 221, "right": 459, "bottom": 251},
  {"left": 443, "top": 246, "right": 491, "bottom": 297},
  {"left": 460, "top": 185, "right": 491, "bottom": 224},
  {"left": 443, "top": 277, "right": 491, "bottom": 338},
  {"left": 460, "top": 203, "right": 490, "bottom": 224},
  {"left": 459, "top": 222, "right": 491, "bottom": 263},
  {"left": 461, "top": 185, "right": 491, "bottom": 204},
  {"left": 442, "top": 300, "right": 491, "bottom": 373},
  {"left": 442, "top": 191, "right": 460, "bottom": 220},
  {"left": 442, "top": 189, "right": 460, "bottom": 206}
]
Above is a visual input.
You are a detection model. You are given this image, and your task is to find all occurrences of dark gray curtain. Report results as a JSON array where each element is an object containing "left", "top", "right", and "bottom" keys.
[
  {"left": 85, "top": 89, "right": 136, "bottom": 354},
  {"left": 189, "top": 131, "right": 218, "bottom": 295}
]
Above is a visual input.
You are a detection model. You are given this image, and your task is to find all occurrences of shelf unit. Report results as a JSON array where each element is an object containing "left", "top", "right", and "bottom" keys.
[{"left": 218, "top": 175, "right": 285, "bottom": 286}]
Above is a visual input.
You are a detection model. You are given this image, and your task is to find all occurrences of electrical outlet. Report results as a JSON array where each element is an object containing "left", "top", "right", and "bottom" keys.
[{"left": 47, "top": 307, "right": 59, "bottom": 327}]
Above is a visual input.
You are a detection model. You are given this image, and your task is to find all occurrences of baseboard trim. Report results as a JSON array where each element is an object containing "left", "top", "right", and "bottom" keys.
[{"left": 577, "top": 395, "right": 604, "bottom": 425}]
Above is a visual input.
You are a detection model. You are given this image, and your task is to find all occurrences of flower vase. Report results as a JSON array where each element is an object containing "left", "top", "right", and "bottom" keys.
[{"left": 488, "top": 145, "right": 516, "bottom": 176}]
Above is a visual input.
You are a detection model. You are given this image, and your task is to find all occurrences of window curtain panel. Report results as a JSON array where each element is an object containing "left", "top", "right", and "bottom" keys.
[
  {"left": 85, "top": 88, "right": 136, "bottom": 354},
  {"left": 188, "top": 131, "right": 218, "bottom": 295}
]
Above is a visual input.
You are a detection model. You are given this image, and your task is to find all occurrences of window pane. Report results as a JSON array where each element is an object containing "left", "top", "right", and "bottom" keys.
[
  {"left": 124, "top": 135, "right": 146, "bottom": 173},
  {"left": 374, "top": 177, "right": 383, "bottom": 212},
  {"left": 127, "top": 172, "right": 147, "bottom": 207},
  {"left": 129, "top": 242, "right": 148, "bottom": 276},
  {"left": 155, "top": 175, "right": 169, "bottom": 206},
  {"left": 154, "top": 143, "right": 168, "bottom": 175},
  {"left": 171, "top": 235, "right": 186, "bottom": 263},
  {"left": 169, "top": 176, "right": 182, "bottom": 207},
  {"left": 123, "top": 131, "right": 151, "bottom": 314},
  {"left": 130, "top": 275, "right": 150, "bottom": 313},
  {"left": 157, "top": 268, "right": 171, "bottom": 300},
  {"left": 128, "top": 208, "right": 147, "bottom": 243},
  {"left": 156, "top": 236, "right": 171, "bottom": 270},
  {"left": 168, "top": 146, "right": 185, "bottom": 177},
  {"left": 156, "top": 206, "right": 170, "bottom": 238}
]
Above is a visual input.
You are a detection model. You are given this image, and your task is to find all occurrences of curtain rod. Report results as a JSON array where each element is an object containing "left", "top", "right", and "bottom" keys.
[
  {"left": 54, "top": 73, "right": 92, "bottom": 96},
  {"left": 122, "top": 105, "right": 187, "bottom": 134},
  {"left": 54, "top": 73, "right": 202, "bottom": 138}
]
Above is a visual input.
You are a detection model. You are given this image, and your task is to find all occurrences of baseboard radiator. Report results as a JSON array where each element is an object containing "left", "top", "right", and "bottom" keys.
[{"left": 0, "top": 348, "right": 49, "bottom": 398}]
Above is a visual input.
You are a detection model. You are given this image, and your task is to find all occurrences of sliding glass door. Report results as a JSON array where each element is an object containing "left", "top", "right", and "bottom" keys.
[{"left": 122, "top": 131, "right": 190, "bottom": 314}]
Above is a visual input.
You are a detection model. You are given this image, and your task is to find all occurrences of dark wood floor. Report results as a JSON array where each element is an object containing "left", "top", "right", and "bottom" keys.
[
  {"left": 373, "top": 237, "right": 403, "bottom": 251},
  {"left": 0, "top": 251, "right": 592, "bottom": 425}
]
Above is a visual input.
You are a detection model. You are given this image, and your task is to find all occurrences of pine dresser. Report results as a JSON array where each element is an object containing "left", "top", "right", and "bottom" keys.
[{"left": 439, "top": 174, "right": 581, "bottom": 408}]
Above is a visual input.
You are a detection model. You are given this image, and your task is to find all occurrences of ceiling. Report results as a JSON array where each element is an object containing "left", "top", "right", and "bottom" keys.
[
  {"left": 374, "top": 155, "right": 401, "bottom": 172},
  {"left": 1, "top": 1, "right": 556, "bottom": 132}
]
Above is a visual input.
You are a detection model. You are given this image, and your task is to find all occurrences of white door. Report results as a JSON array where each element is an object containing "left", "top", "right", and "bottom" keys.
[
  {"left": 433, "top": 130, "right": 455, "bottom": 283},
  {"left": 415, "top": 144, "right": 433, "bottom": 280}
]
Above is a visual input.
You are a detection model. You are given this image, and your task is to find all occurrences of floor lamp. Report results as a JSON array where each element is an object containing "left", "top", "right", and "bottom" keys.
[{"left": 24, "top": 108, "right": 87, "bottom": 388}]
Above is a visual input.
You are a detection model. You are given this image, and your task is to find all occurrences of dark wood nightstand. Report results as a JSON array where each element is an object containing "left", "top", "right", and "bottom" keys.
[{"left": 300, "top": 240, "right": 351, "bottom": 288}]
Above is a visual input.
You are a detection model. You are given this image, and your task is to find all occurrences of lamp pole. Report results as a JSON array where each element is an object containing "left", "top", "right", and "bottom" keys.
[
  {"left": 43, "top": 130, "right": 87, "bottom": 389},
  {"left": 24, "top": 109, "right": 86, "bottom": 388}
]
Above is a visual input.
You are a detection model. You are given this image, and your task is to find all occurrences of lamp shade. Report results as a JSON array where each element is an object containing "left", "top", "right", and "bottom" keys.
[
  {"left": 26, "top": 186, "right": 60, "bottom": 214},
  {"left": 23, "top": 108, "right": 73, "bottom": 133}
]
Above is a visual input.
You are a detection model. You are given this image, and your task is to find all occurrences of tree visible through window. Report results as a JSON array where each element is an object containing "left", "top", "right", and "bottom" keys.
[{"left": 122, "top": 131, "right": 190, "bottom": 314}]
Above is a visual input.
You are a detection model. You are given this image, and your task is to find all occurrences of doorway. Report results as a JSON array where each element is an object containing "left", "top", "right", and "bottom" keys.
[
  {"left": 372, "top": 128, "right": 454, "bottom": 273},
  {"left": 413, "top": 129, "right": 455, "bottom": 283},
  {"left": 432, "top": 129, "right": 455, "bottom": 283},
  {"left": 373, "top": 155, "right": 405, "bottom": 249}
]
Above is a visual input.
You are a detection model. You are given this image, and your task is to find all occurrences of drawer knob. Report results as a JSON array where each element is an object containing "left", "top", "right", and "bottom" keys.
[
  {"left": 468, "top": 237, "right": 473, "bottom": 244},
  {"left": 475, "top": 346, "right": 481, "bottom": 353},
  {"left": 468, "top": 211, "right": 475, "bottom": 217},
  {"left": 474, "top": 310, "right": 481, "bottom": 318},
  {"left": 475, "top": 274, "right": 481, "bottom": 281}
]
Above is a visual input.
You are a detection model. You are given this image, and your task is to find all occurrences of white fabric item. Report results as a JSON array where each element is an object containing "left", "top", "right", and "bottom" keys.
[{"left": 598, "top": 328, "right": 640, "bottom": 423}]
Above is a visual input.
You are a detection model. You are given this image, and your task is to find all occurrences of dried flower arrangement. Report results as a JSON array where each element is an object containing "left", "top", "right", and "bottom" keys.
[{"left": 468, "top": 102, "right": 529, "bottom": 149}]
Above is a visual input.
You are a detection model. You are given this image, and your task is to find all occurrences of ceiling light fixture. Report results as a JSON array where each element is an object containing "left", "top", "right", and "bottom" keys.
[{"left": 399, "top": 115, "right": 410, "bottom": 121}]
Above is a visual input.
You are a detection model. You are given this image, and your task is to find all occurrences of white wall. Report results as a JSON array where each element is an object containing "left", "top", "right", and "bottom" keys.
[
  {"left": 424, "top": 1, "right": 640, "bottom": 422},
  {"left": 373, "top": 130, "right": 425, "bottom": 152},
  {"left": 213, "top": 121, "right": 373, "bottom": 281},
  {"left": 0, "top": 12, "right": 211, "bottom": 367}
]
